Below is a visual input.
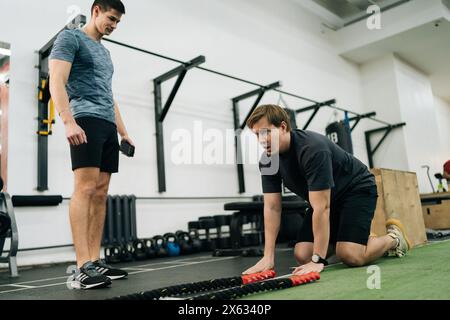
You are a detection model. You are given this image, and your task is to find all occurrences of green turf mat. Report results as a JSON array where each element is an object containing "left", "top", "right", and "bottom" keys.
[{"left": 243, "top": 240, "right": 450, "bottom": 300}]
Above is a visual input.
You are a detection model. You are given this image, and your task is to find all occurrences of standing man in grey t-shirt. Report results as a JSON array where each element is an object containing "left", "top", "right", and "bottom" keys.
[{"left": 49, "top": 0, "right": 131, "bottom": 290}]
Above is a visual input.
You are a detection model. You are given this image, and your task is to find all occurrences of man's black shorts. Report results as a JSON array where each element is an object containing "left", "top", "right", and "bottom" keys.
[
  {"left": 297, "top": 185, "right": 378, "bottom": 246},
  {"left": 70, "top": 117, "right": 119, "bottom": 173}
]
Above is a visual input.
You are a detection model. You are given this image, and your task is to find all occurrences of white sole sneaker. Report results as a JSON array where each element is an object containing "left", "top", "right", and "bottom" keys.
[
  {"left": 70, "top": 280, "right": 111, "bottom": 290},
  {"left": 106, "top": 275, "right": 127, "bottom": 280},
  {"left": 386, "top": 218, "right": 412, "bottom": 257}
]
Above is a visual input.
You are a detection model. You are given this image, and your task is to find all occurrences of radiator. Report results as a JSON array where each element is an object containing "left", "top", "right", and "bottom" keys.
[{"left": 102, "top": 195, "right": 137, "bottom": 246}]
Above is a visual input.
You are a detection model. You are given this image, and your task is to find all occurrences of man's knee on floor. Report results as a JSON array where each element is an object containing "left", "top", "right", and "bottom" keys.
[
  {"left": 294, "top": 243, "right": 313, "bottom": 265},
  {"left": 336, "top": 249, "right": 366, "bottom": 267}
]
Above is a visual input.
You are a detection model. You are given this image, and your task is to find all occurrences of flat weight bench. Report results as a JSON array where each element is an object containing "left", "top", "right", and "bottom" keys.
[
  {"left": 420, "top": 193, "right": 450, "bottom": 205},
  {"left": 213, "top": 198, "right": 310, "bottom": 257}
]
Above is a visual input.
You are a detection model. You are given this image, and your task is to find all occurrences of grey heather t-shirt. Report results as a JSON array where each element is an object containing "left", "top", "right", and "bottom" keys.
[
  {"left": 49, "top": 28, "right": 115, "bottom": 124},
  {"left": 260, "top": 130, "right": 376, "bottom": 203}
]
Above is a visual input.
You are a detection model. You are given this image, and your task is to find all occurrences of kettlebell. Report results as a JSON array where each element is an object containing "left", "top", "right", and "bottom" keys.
[
  {"left": 189, "top": 229, "right": 202, "bottom": 253},
  {"left": 163, "top": 233, "right": 181, "bottom": 257},
  {"left": 152, "top": 235, "right": 168, "bottom": 258},
  {"left": 143, "top": 238, "right": 156, "bottom": 259},
  {"left": 104, "top": 245, "right": 121, "bottom": 264},
  {"left": 120, "top": 242, "right": 134, "bottom": 262},
  {"left": 133, "top": 239, "right": 148, "bottom": 261},
  {"left": 176, "top": 230, "right": 193, "bottom": 255}
]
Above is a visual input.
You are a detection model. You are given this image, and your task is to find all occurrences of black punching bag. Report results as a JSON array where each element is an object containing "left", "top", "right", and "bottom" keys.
[{"left": 326, "top": 121, "right": 353, "bottom": 154}]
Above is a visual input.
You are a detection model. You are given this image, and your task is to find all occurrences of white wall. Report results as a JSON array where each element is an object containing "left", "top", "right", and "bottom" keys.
[
  {"left": 394, "top": 56, "right": 443, "bottom": 193},
  {"left": 434, "top": 96, "right": 450, "bottom": 157},
  {"left": 434, "top": 95, "right": 450, "bottom": 190},
  {"left": 360, "top": 54, "right": 409, "bottom": 170},
  {"left": 0, "top": 0, "right": 372, "bottom": 267},
  {"left": 360, "top": 53, "right": 449, "bottom": 193}
]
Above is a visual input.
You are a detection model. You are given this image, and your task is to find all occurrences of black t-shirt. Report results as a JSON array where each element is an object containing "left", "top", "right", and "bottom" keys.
[{"left": 260, "top": 130, "right": 375, "bottom": 203}]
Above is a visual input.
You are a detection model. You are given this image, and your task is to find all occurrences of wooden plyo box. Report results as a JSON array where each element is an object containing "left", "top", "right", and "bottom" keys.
[
  {"left": 369, "top": 168, "right": 427, "bottom": 247},
  {"left": 421, "top": 192, "right": 450, "bottom": 229}
]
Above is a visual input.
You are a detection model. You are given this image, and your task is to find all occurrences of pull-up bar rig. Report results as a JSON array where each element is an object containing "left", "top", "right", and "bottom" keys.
[
  {"left": 36, "top": 15, "right": 87, "bottom": 191},
  {"left": 36, "top": 14, "right": 406, "bottom": 193}
]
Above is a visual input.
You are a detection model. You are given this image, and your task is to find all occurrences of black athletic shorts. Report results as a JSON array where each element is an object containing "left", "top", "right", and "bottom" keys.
[
  {"left": 297, "top": 185, "right": 378, "bottom": 246},
  {"left": 70, "top": 117, "right": 119, "bottom": 173}
]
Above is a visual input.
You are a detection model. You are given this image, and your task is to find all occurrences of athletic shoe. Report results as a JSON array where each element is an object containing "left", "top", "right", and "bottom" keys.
[
  {"left": 70, "top": 261, "right": 112, "bottom": 290},
  {"left": 93, "top": 259, "right": 128, "bottom": 280},
  {"left": 386, "top": 218, "right": 412, "bottom": 257}
]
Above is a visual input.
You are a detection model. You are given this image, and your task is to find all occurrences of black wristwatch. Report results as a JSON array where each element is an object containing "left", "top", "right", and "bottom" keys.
[{"left": 311, "top": 254, "right": 328, "bottom": 266}]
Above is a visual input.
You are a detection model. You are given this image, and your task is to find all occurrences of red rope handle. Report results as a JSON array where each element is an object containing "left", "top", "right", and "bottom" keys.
[
  {"left": 290, "top": 272, "right": 321, "bottom": 286},
  {"left": 241, "top": 269, "right": 276, "bottom": 284}
]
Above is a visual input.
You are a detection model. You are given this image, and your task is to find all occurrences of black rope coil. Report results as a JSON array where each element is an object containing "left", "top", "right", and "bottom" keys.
[
  {"left": 110, "top": 277, "right": 242, "bottom": 300},
  {"left": 108, "top": 270, "right": 319, "bottom": 301},
  {"left": 189, "top": 278, "right": 294, "bottom": 300}
]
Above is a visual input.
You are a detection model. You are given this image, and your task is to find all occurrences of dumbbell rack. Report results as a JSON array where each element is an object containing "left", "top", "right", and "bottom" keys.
[
  {"left": 213, "top": 211, "right": 264, "bottom": 257},
  {"left": 187, "top": 214, "right": 262, "bottom": 256},
  {"left": 212, "top": 196, "right": 310, "bottom": 256}
]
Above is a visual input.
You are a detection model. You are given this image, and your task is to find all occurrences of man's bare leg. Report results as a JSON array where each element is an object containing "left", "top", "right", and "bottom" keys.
[
  {"left": 70, "top": 167, "right": 100, "bottom": 268},
  {"left": 88, "top": 172, "right": 111, "bottom": 262},
  {"left": 335, "top": 235, "right": 396, "bottom": 267}
]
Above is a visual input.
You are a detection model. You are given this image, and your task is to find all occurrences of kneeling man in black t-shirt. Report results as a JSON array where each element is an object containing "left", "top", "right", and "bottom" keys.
[{"left": 243, "top": 105, "right": 411, "bottom": 276}]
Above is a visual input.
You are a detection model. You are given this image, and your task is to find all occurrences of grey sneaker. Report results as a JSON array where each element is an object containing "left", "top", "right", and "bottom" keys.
[
  {"left": 71, "top": 261, "right": 112, "bottom": 290},
  {"left": 386, "top": 219, "right": 412, "bottom": 257}
]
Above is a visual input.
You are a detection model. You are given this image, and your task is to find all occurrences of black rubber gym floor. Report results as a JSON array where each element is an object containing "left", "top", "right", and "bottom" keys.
[{"left": 0, "top": 248, "right": 295, "bottom": 300}]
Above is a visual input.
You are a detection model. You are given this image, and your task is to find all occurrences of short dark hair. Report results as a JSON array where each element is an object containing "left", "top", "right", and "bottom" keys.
[
  {"left": 91, "top": 0, "right": 125, "bottom": 15},
  {"left": 247, "top": 104, "right": 292, "bottom": 132}
]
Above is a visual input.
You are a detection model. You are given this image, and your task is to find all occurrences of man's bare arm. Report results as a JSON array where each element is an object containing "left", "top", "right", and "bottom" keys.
[
  {"left": 309, "top": 189, "right": 331, "bottom": 259},
  {"left": 49, "top": 59, "right": 86, "bottom": 145}
]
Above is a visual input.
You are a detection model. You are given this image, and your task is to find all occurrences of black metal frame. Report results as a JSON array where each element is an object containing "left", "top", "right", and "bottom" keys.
[
  {"left": 102, "top": 37, "right": 407, "bottom": 194},
  {"left": 365, "top": 123, "right": 406, "bottom": 168},
  {"left": 36, "top": 15, "right": 87, "bottom": 191},
  {"left": 33, "top": 26, "right": 406, "bottom": 193},
  {"left": 0, "top": 195, "right": 253, "bottom": 254},
  {"left": 348, "top": 112, "right": 377, "bottom": 132},
  {"left": 294, "top": 99, "right": 406, "bottom": 166},
  {"left": 0, "top": 192, "right": 19, "bottom": 277},
  {"left": 232, "top": 82, "right": 281, "bottom": 194},
  {"left": 295, "top": 99, "right": 336, "bottom": 130},
  {"left": 154, "top": 56, "right": 206, "bottom": 192}
]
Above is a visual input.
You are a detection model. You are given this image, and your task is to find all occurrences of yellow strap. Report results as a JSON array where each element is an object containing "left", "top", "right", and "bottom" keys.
[
  {"left": 48, "top": 99, "right": 55, "bottom": 133},
  {"left": 38, "top": 99, "right": 55, "bottom": 136},
  {"left": 39, "top": 77, "right": 50, "bottom": 103}
]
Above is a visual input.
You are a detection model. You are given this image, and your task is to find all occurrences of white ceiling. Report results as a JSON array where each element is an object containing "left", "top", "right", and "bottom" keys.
[
  {"left": 292, "top": 0, "right": 411, "bottom": 29},
  {"left": 311, "top": 0, "right": 409, "bottom": 24},
  {"left": 341, "top": 19, "right": 450, "bottom": 102},
  {"left": 293, "top": 0, "right": 450, "bottom": 103}
]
